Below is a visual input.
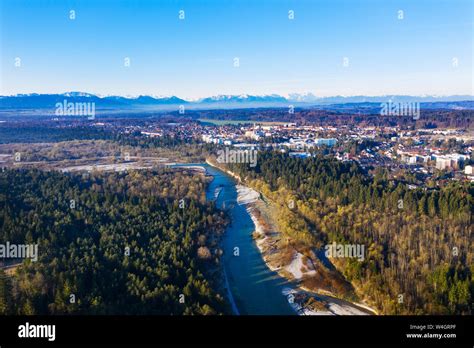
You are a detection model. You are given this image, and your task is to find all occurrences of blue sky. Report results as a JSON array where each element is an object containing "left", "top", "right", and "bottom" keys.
[{"left": 1, "top": 0, "right": 472, "bottom": 98}]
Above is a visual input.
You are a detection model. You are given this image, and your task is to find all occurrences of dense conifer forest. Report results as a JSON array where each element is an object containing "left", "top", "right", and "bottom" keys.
[{"left": 0, "top": 168, "right": 228, "bottom": 315}]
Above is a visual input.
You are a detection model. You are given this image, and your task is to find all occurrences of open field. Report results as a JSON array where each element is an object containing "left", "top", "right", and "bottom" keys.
[{"left": 0, "top": 140, "right": 205, "bottom": 170}]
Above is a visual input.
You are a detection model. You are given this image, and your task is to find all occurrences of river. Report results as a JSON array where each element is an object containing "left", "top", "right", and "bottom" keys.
[
  {"left": 174, "top": 163, "right": 295, "bottom": 315},
  {"left": 173, "top": 163, "right": 375, "bottom": 316}
]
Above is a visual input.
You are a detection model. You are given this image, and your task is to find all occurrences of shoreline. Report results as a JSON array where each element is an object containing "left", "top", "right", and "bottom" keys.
[
  {"left": 170, "top": 162, "right": 240, "bottom": 315},
  {"left": 206, "top": 159, "right": 377, "bottom": 316},
  {"left": 243, "top": 187, "right": 377, "bottom": 315}
]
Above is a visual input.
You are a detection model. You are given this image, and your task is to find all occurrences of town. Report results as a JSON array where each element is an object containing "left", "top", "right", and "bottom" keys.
[{"left": 124, "top": 119, "right": 473, "bottom": 187}]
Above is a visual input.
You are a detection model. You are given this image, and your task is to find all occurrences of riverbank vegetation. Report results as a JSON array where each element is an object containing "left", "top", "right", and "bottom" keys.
[{"left": 223, "top": 152, "right": 473, "bottom": 314}]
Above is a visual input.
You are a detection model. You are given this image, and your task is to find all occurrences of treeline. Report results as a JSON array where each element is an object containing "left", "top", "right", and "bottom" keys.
[
  {"left": 226, "top": 152, "right": 473, "bottom": 314},
  {"left": 190, "top": 108, "right": 473, "bottom": 129},
  {"left": 116, "top": 133, "right": 199, "bottom": 148},
  {"left": 115, "top": 133, "right": 212, "bottom": 162},
  {"left": 0, "top": 123, "right": 114, "bottom": 144},
  {"left": 0, "top": 168, "right": 228, "bottom": 314}
]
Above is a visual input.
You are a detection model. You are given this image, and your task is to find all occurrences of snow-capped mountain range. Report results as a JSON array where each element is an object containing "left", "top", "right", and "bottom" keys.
[{"left": 0, "top": 92, "right": 472, "bottom": 109}]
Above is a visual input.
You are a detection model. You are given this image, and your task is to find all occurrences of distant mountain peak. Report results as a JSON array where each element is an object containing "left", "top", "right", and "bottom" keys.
[
  {"left": 62, "top": 92, "right": 96, "bottom": 98},
  {"left": 200, "top": 94, "right": 287, "bottom": 103},
  {"left": 287, "top": 92, "right": 319, "bottom": 102}
]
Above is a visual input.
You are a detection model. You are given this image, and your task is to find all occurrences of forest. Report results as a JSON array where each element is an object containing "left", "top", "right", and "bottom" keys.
[
  {"left": 0, "top": 168, "right": 228, "bottom": 315},
  {"left": 225, "top": 152, "right": 473, "bottom": 314},
  {"left": 0, "top": 123, "right": 115, "bottom": 144},
  {"left": 188, "top": 108, "right": 473, "bottom": 129}
]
